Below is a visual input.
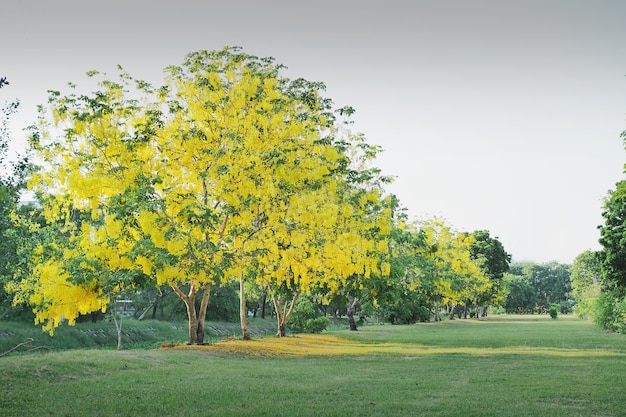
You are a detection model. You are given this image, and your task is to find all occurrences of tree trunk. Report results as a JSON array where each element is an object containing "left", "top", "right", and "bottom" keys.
[
  {"left": 137, "top": 298, "right": 157, "bottom": 321},
  {"left": 272, "top": 291, "right": 302, "bottom": 337},
  {"left": 448, "top": 303, "right": 456, "bottom": 320},
  {"left": 170, "top": 283, "right": 212, "bottom": 344},
  {"left": 196, "top": 283, "right": 211, "bottom": 344},
  {"left": 239, "top": 275, "right": 250, "bottom": 340},
  {"left": 151, "top": 297, "right": 158, "bottom": 320},
  {"left": 346, "top": 296, "right": 359, "bottom": 331},
  {"left": 273, "top": 295, "right": 287, "bottom": 337},
  {"left": 172, "top": 283, "right": 200, "bottom": 344},
  {"left": 111, "top": 305, "right": 123, "bottom": 351},
  {"left": 185, "top": 298, "right": 199, "bottom": 344},
  {"left": 260, "top": 291, "right": 267, "bottom": 319},
  {"left": 277, "top": 320, "right": 286, "bottom": 338}
]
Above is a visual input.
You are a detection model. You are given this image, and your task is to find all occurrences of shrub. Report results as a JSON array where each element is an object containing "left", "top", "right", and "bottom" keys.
[
  {"left": 303, "top": 316, "right": 329, "bottom": 333},
  {"left": 489, "top": 306, "right": 506, "bottom": 315},
  {"left": 289, "top": 297, "right": 328, "bottom": 333},
  {"left": 593, "top": 290, "right": 626, "bottom": 332},
  {"left": 548, "top": 304, "right": 559, "bottom": 319}
]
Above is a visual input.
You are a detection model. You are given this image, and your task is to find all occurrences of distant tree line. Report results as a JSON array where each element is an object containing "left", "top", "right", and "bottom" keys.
[{"left": 502, "top": 262, "right": 572, "bottom": 314}]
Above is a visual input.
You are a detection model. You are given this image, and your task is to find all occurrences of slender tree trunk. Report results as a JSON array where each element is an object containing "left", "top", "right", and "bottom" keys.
[
  {"left": 434, "top": 303, "right": 440, "bottom": 322},
  {"left": 273, "top": 295, "right": 286, "bottom": 337},
  {"left": 276, "top": 310, "right": 286, "bottom": 338},
  {"left": 448, "top": 303, "right": 456, "bottom": 320},
  {"left": 172, "top": 284, "right": 200, "bottom": 344},
  {"left": 110, "top": 304, "right": 123, "bottom": 351},
  {"left": 346, "top": 296, "right": 359, "bottom": 331},
  {"left": 196, "top": 283, "right": 211, "bottom": 344},
  {"left": 137, "top": 299, "right": 157, "bottom": 321},
  {"left": 272, "top": 291, "right": 302, "bottom": 337},
  {"left": 260, "top": 291, "right": 267, "bottom": 319},
  {"left": 151, "top": 297, "right": 158, "bottom": 320},
  {"left": 185, "top": 297, "right": 198, "bottom": 344},
  {"left": 239, "top": 275, "right": 250, "bottom": 340}
]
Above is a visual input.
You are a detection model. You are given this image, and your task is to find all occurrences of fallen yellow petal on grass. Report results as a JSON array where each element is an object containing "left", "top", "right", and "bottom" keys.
[{"left": 167, "top": 334, "right": 626, "bottom": 358}]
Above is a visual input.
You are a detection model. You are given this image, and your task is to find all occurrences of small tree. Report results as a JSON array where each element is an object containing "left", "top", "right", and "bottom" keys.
[{"left": 548, "top": 303, "right": 559, "bottom": 319}]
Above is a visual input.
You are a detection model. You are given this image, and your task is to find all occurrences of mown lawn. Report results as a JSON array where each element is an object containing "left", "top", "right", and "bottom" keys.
[{"left": 1, "top": 315, "right": 625, "bottom": 417}]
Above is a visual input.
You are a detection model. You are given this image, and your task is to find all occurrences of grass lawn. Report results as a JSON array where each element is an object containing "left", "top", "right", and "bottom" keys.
[{"left": 1, "top": 315, "right": 625, "bottom": 416}]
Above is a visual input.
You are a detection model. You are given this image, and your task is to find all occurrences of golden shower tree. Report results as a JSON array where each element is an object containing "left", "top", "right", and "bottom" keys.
[{"left": 10, "top": 47, "right": 391, "bottom": 343}]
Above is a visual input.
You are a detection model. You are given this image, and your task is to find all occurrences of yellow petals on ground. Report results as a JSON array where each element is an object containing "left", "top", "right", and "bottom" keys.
[{"left": 171, "top": 333, "right": 626, "bottom": 358}]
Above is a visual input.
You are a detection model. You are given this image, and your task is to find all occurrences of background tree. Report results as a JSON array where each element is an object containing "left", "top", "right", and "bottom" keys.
[
  {"left": 362, "top": 220, "right": 433, "bottom": 324},
  {"left": 570, "top": 250, "right": 602, "bottom": 319},
  {"left": 468, "top": 230, "right": 511, "bottom": 314},
  {"left": 502, "top": 272, "right": 536, "bottom": 313},
  {"left": 0, "top": 77, "right": 33, "bottom": 319},
  {"left": 598, "top": 180, "right": 626, "bottom": 290},
  {"left": 403, "top": 218, "right": 490, "bottom": 321},
  {"left": 597, "top": 175, "right": 626, "bottom": 331},
  {"left": 503, "top": 262, "right": 572, "bottom": 314},
  {"left": 531, "top": 262, "right": 572, "bottom": 313}
]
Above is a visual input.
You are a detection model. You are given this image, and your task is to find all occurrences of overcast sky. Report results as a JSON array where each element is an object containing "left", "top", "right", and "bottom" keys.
[{"left": 2, "top": 0, "right": 625, "bottom": 264}]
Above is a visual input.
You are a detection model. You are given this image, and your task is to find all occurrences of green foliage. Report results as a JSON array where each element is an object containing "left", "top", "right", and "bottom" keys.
[
  {"left": 303, "top": 316, "right": 330, "bottom": 334},
  {"left": 207, "top": 281, "right": 240, "bottom": 322},
  {"left": 289, "top": 297, "right": 328, "bottom": 333},
  {"left": 594, "top": 134, "right": 626, "bottom": 332},
  {"left": 548, "top": 304, "right": 559, "bottom": 319},
  {"left": 359, "top": 223, "right": 432, "bottom": 324},
  {"left": 0, "top": 84, "right": 34, "bottom": 318},
  {"left": 570, "top": 250, "right": 603, "bottom": 319},
  {"left": 593, "top": 288, "right": 626, "bottom": 332},
  {"left": 599, "top": 180, "right": 626, "bottom": 288},
  {"left": 364, "top": 292, "right": 431, "bottom": 324},
  {"left": 469, "top": 230, "right": 511, "bottom": 305},
  {"left": 504, "top": 262, "right": 572, "bottom": 313},
  {"left": 503, "top": 273, "right": 536, "bottom": 313}
]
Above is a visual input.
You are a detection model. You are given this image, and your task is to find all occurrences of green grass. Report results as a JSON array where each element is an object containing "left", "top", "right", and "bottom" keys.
[
  {"left": 345, "top": 314, "right": 626, "bottom": 352},
  {"left": 1, "top": 315, "right": 625, "bottom": 416}
]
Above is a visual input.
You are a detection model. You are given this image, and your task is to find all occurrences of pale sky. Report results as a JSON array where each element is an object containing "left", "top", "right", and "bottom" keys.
[{"left": 2, "top": 0, "right": 625, "bottom": 264}]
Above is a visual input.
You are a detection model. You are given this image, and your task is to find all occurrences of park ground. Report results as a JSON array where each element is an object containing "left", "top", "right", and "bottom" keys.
[{"left": 1, "top": 315, "right": 625, "bottom": 417}]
